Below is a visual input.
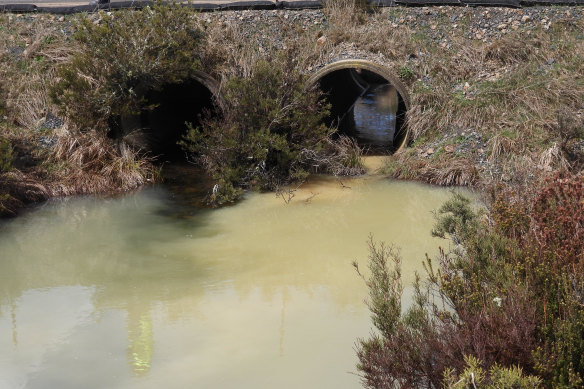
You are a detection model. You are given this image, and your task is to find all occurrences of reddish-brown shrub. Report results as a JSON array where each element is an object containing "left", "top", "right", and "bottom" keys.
[{"left": 531, "top": 174, "right": 584, "bottom": 271}]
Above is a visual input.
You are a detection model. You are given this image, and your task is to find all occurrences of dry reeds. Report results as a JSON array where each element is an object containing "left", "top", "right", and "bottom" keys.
[
  {"left": 538, "top": 142, "right": 569, "bottom": 172},
  {"left": 0, "top": 170, "right": 50, "bottom": 216},
  {"left": 322, "top": 0, "right": 365, "bottom": 28},
  {"left": 48, "top": 127, "right": 158, "bottom": 196},
  {"left": 420, "top": 158, "right": 479, "bottom": 187},
  {"left": 487, "top": 134, "right": 521, "bottom": 163}
]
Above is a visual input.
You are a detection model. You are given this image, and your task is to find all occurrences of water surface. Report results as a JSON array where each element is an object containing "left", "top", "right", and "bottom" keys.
[{"left": 0, "top": 174, "right": 460, "bottom": 389}]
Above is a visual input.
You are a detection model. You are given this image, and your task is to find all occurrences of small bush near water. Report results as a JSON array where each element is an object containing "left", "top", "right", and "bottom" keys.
[
  {"left": 51, "top": 2, "right": 205, "bottom": 130},
  {"left": 355, "top": 173, "right": 584, "bottom": 388},
  {"left": 180, "top": 58, "right": 363, "bottom": 205}
]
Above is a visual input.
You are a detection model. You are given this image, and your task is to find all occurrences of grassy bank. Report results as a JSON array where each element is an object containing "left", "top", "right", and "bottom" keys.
[{"left": 1, "top": 3, "right": 583, "bottom": 216}]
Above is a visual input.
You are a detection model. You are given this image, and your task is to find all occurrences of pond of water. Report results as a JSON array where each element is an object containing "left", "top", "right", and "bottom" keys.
[{"left": 0, "top": 169, "right": 462, "bottom": 388}]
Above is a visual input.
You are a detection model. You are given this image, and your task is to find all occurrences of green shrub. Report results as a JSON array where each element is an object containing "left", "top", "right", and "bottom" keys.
[
  {"left": 180, "top": 58, "right": 331, "bottom": 205},
  {"left": 354, "top": 199, "right": 537, "bottom": 388},
  {"left": 51, "top": 1, "right": 204, "bottom": 130},
  {"left": 443, "top": 355, "right": 542, "bottom": 388},
  {"left": 525, "top": 175, "right": 584, "bottom": 386}
]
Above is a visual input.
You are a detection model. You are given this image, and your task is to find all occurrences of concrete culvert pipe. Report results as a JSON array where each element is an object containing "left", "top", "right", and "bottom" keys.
[
  {"left": 111, "top": 72, "right": 222, "bottom": 162},
  {"left": 307, "top": 60, "right": 410, "bottom": 153}
]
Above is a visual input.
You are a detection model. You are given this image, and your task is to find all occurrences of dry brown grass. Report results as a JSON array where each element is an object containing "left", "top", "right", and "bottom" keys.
[
  {"left": 487, "top": 134, "right": 522, "bottom": 163},
  {"left": 9, "top": 73, "right": 52, "bottom": 131},
  {"left": 301, "top": 134, "right": 366, "bottom": 176},
  {"left": 0, "top": 170, "right": 50, "bottom": 216},
  {"left": 364, "top": 13, "right": 584, "bottom": 188},
  {"left": 48, "top": 127, "right": 158, "bottom": 196},
  {"left": 419, "top": 158, "right": 479, "bottom": 186},
  {"left": 386, "top": 154, "right": 479, "bottom": 186},
  {"left": 1, "top": 16, "right": 69, "bottom": 127},
  {"left": 322, "top": 0, "right": 366, "bottom": 28},
  {"left": 538, "top": 142, "right": 569, "bottom": 172}
]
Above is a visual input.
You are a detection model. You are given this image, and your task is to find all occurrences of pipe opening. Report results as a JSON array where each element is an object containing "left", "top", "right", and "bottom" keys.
[
  {"left": 314, "top": 66, "right": 408, "bottom": 154},
  {"left": 111, "top": 78, "right": 219, "bottom": 163}
]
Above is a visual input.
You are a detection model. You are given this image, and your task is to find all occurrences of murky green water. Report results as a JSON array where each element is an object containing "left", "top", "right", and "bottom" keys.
[{"left": 0, "top": 172, "right": 463, "bottom": 389}]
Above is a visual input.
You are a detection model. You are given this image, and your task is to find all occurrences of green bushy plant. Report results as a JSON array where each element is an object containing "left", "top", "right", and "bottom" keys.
[
  {"left": 51, "top": 1, "right": 204, "bottom": 130},
  {"left": 354, "top": 196, "right": 537, "bottom": 388},
  {"left": 443, "top": 355, "right": 542, "bottom": 388},
  {"left": 180, "top": 58, "right": 331, "bottom": 205}
]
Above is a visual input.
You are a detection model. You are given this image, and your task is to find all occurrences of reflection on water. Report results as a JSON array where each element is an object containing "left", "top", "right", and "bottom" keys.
[
  {"left": 0, "top": 176, "right": 462, "bottom": 388},
  {"left": 352, "top": 84, "right": 398, "bottom": 147},
  {"left": 128, "top": 311, "right": 154, "bottom": 375}
]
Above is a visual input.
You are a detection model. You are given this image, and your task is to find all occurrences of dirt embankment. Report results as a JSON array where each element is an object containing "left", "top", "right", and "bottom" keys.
[{"left": 1, "top": 5, "right": 583, "bottom": 216}]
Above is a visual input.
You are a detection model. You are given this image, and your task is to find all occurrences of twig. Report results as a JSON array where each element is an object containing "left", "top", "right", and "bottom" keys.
[
  {"left": 275, "top": 187, "right": 296, "bottom": 204},
  {"left": 304, "top": 191, "right": 318, "bottom": 204},
  {"left": 338, "top": 178, "right": 351, "bottom": 189}
]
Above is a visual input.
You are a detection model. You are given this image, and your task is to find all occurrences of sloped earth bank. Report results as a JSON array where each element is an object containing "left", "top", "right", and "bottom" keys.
[{"left": 1, "top": 5, "right": 583, "bottom": 216}]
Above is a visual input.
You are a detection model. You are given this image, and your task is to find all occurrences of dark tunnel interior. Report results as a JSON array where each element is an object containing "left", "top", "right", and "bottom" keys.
[
  {"left": 112, "top": 79, "right": 217, "bottom": 163},
  {"left": 317, "top": 68, "right": 408, "bottom": 153}
]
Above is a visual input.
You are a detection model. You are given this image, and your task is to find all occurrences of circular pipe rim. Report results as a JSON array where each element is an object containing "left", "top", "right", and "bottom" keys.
[
  {"left": 191, "top": 71, "right": 225, "bottom": 111},
  {"left": 306, "top": 59, "right": 411, "bottom": 152}
]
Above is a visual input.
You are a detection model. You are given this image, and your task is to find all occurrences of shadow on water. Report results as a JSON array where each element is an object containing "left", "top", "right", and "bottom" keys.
[{"left": 156, "top": 162, "right": 215, "bottom": 217}]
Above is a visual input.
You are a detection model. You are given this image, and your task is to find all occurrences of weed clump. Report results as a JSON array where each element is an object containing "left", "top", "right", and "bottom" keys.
[
  {"left": 180, "top": 59, "right": 333, "bottom": 205},
  {"left": 355, "top": 174, "right": 584, "bottom": 387},
  {"left": 322, "top": 0, "right": 372, "bottom": 27},
  {"left": 442, "top": 356, "right": 542, "bottom": 388}
]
